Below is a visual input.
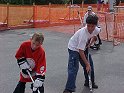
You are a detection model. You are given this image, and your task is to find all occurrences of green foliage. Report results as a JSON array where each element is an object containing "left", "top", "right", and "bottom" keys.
[
  {"left": 46, "top": 0, "right": 63, "bottom": 4},
  {"left": 84, "top": 0, "right": 97, "bottom": 4},
  {"left": 122, "top": 0, "right": 124, "bottom": 2},
  {"left": 116, "top": 0, "right": 121, "bottom": 6},
  {"left": 62, "top": 0, "right": 69, "bottom": 4},
  {"left": 73, "top": 0, "right": 82, "bottom": 4},
  {"left": 0, "top": 0, "right": 98, "bottom": 5}
]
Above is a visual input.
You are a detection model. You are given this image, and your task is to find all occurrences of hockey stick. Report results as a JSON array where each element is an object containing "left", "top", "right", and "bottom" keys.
[
  {"left": 87, "top": 50, "right": 93, "bottom": 93},
  {"left": 88, "top": 70, "right": 93, "bottom": 93},
  {"left": 27, "top": 70, "right": 40, "bottom": 93}
]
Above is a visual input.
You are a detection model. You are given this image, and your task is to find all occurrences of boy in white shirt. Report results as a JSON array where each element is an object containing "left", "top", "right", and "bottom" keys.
[{"left": 63, "top": 15, "right": 100, "bottom": 93}]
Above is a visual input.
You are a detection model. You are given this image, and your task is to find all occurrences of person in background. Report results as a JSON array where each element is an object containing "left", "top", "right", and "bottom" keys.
[{"left": 83, "top": 6, "right": 102, "bottom": 50}]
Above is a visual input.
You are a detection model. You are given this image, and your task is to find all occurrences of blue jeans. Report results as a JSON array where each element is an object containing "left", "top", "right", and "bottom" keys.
[{"left": 65, "top": 49, "right": 95, "bottom": 92}]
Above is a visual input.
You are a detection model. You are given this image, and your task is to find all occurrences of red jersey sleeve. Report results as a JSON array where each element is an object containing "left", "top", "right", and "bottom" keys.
[
  {"left": 36, "top": 49, "right": 46, "bottom": 76},
  {"left": 15, "top": 42, "right": 26, "bottom": 59}
]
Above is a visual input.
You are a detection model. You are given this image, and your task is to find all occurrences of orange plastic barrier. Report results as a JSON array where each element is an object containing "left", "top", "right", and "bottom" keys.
[
  {"left": 114, "top": 13, "right": 124, "bottom": 42},
  {"left": 0, "top": 4, "right": 124, "bottom": 43},
  {"left": 0, "top": 5, "right": 8, "bottom": 30}
]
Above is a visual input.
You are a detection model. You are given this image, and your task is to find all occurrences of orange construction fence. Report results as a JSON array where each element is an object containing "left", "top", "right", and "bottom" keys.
[
  {"left": 0, "top": 4, "right": 124, "bottom": 43},
  {"left": 0, "top": 4, "right": 109, "bottom": 27}
]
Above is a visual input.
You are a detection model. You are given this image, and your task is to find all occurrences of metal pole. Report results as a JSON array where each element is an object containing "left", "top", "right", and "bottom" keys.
[
  {"left": 49, "top": 3, "right": 51, "bottom": 23},
  {"left": 82, "top": 0, "right": 84, "bottom": 11},
  {"left": 33, "top": 2, "right": 35, "bottom": 28},
  {"left": 7, "top": 3, "right": 9, "bottom": 27},
  {"left": 109, "top": 0, "right": 115, "bottom": 12}
]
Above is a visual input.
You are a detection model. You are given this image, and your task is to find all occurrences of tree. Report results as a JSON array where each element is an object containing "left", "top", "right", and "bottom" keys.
[
  {"left": 46, "top": 0, "right": 63, "bottom": 4},
  {"left": 121, "top": 0, "right": 124, "bottom": 3},
  {"left": 115, "top": 0, "right": 121, "bottom": 5},
  {"left": 84, "top": 0, "right": 97, "bottom": 4}
]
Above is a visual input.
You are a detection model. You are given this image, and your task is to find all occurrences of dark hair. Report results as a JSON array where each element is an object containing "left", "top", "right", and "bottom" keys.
[{"left": 86, "top": 14, "right": 98, "bottom": 25}]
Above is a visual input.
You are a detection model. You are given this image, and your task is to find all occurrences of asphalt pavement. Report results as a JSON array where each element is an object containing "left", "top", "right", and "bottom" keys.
[{"left": 0, "top": 28, "right": 124, "bottom": 93}]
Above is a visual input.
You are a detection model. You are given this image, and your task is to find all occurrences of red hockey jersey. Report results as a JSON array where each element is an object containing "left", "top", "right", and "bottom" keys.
[{"left": 15, "top": 40, "right": 46, "bottom": 82}]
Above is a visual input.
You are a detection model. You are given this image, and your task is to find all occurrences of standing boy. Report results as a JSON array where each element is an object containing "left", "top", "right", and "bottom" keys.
[
  {"left": 83, "top": 6, "right": 102, "bottom": 50},
  {"left": 63, "top": 15, "right": 100, "bottom": 93},
  {"left": 83, "top": 6, "right": 96, "bottom": 26},
  {"left": 13, "top": 32, "right": 46, "bottom": 93}
]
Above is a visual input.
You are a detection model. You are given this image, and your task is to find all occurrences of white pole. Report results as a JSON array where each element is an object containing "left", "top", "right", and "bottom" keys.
[
  {"left": 82, "top": 0, "right": 84, "bottom": 10},
  {"left": 109, "top": 0, "right": 115, "bottom": 12}
]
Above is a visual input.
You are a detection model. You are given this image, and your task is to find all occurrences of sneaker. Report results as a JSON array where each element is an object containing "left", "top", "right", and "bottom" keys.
[
  {"left": 92, "top": 83, "right": 98, "bottom": 89},
  {"left": 99, "top": 42, "right": 102, "bottom": 45},
  {"left": 63, "top": 89, "right": 72, "bottom": 93},
  {"left": 90, "top": 46, "right": 99, "bottom": 50},
  {"left": 84, "top": 83, "right": 89, "bottom": 87},
  {"left": 94, "top": 43, "right": 101, "bottom": 47},
  {"left": 84, "top": 83, "right": 98, "bottom": 89}
]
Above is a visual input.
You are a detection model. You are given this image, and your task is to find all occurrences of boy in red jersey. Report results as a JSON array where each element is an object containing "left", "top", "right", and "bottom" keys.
[{"left": 13, "top": 32, "right": 46, "bottom": 93}]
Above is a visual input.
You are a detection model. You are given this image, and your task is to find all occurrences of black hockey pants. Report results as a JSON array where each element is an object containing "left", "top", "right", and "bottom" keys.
[
  {"left": 13, "top": 81, "right": 44, "bottom": 93},
  {"left": 97, "top": 34, "right": 102, "bottom": 45}
]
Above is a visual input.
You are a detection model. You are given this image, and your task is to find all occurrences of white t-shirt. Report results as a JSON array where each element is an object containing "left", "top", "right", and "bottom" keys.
[
  {"left": 68, "top": 26, "right": 100, "bottom": 52},
  {"left": 83, "top": 12, "right": 96, "bottom": 25}
]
